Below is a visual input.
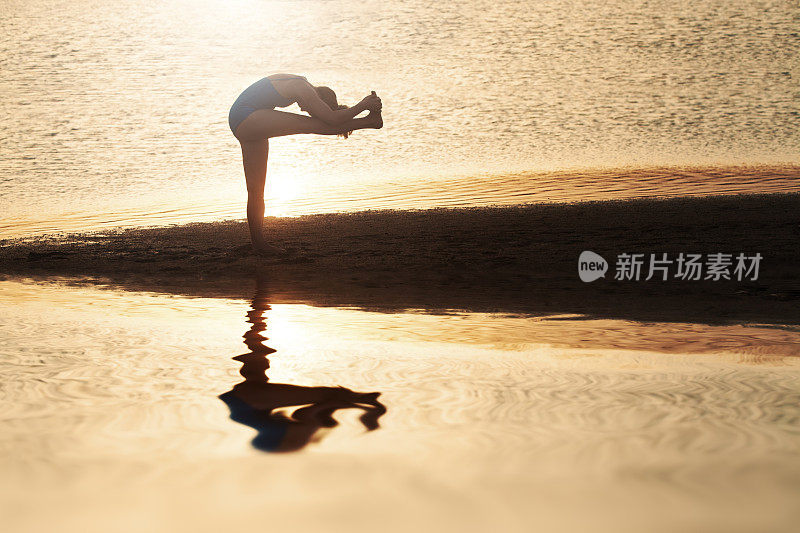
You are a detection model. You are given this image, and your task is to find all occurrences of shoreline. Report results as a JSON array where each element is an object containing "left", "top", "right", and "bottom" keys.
[
  {"left": 2, "top": 192, "right": 799, "bottom": 325},
  {"left": 3, "top": 163, "right": 800, "bottom": 241}
]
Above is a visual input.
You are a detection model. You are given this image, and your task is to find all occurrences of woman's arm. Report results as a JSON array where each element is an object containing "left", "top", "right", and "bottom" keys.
[{"left": 292, "top": 81, "right": 380, "bottom": 125}]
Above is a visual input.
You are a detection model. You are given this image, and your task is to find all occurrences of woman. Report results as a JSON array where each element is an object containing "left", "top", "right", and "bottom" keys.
[{"left": 228, "top": 74, "right": 383, "bottom": 255}]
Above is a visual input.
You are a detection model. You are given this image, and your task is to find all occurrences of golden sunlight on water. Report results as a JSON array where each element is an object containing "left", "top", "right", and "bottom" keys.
[
  {"left": 1, "top": 278, "right": 799, "bottom": 532},
  {"left": 2, "top": 164, "right": 799, "bottom": 239},
  {"left": 2, "top": 0, "right": 798, "bottom": 237}
]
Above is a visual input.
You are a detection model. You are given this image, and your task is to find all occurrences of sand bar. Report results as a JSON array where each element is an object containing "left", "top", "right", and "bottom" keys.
[{"left": 1, "top": 193, "right": 798, "bottom": 325}]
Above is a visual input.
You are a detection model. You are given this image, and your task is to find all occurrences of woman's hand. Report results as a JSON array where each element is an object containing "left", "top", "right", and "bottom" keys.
[{"left": 358, "top": 91, "right": 382, "bottom": 112}]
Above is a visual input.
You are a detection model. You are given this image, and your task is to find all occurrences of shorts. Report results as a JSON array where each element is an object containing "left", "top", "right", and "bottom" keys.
[{"left": 228, "top": 103, "right": 257, "bottom": 135}]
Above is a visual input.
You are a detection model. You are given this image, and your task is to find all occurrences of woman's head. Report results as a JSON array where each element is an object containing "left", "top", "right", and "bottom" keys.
[
  {"left": 314, "top": 86, "right": 339, "bottom": 110},
  {"left": 315, "top": 86, "right": 352, "bottom": 138}
]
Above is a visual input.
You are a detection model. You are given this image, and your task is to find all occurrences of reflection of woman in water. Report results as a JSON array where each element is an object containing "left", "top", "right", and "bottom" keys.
[
  {"left": 228, "top": 74, "right": 383, "bottom": 255},
  {"left": 218, "top": 277, "right": 386, "bottom": 452}
]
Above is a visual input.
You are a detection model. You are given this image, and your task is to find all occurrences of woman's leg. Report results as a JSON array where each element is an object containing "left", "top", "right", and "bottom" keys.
[
  {"left": 239, "top": 139, "right": 278, "bottom": 253},
  {"left": 235, "top": 108, "right": 381, "bottom": 253},
  {"left": 234, "top": 108, "right": 380, "bottom": 142}
]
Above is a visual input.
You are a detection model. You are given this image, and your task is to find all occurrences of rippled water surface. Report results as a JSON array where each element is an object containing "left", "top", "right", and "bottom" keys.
[
  {"left": 1, "top": 0, "right": 798, "bottom": 237},
  {"left": 1, "top": 278, "right": 799, "bottom": 532}
]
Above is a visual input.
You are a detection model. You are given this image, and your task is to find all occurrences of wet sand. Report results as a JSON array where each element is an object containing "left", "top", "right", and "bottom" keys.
[{"left": 1, "top": 192, "right": 798, "bottom": 324}]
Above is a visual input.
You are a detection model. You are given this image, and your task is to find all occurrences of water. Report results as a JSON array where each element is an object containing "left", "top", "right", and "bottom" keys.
[
  {"left": 1, "top": 278, "right": 799, "bottom": 531},
  {"left": 1, "top": 0, "right": 798, "bottom": 237}
]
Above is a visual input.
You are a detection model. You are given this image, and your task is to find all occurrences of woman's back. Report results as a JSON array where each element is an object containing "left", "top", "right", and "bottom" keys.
[{"left": 231, "top": 76, "right": 295, "bottom": 111}]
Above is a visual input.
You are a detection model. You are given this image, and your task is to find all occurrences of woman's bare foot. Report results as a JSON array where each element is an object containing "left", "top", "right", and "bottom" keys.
[
  {"left": 252, "top": 242, "right": 285, "bottom": 256},
  {"left": 368, "top": 109, "right": 383, "bottom": 129}
]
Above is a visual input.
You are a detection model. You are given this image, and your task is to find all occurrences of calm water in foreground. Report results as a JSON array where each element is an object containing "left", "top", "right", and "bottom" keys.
[
  {"left": 1, "top": 279, "right": 799, "bottom": 532},
  {"left": 1, "top": 0, "right": 798, "bottom": 237}
]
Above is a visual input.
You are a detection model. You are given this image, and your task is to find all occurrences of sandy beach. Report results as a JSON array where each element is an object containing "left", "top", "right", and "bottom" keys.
[{"left": 2, "top": 192, "right": 798, "bottom": 325}]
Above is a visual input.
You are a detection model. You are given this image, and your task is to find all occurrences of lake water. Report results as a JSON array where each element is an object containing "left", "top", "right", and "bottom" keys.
[
  {"left": 1, "top": 278, "right": 799, "bottom": 532},
  {"left": 1, "top": 0, "right": 798, "bottom": 237},
  {"left": 4, "top": 4, "right": 798, "bottom": 527}
]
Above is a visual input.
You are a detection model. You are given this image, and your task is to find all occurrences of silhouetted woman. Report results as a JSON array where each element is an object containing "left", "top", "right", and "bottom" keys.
[{"left": 228, "top": 74, "right": 383, "bottom": 255}]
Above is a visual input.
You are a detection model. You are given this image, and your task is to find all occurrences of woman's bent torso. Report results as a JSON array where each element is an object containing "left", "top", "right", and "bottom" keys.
[{"left": 228, "top": 75, "right": 307, "bottom": 134}]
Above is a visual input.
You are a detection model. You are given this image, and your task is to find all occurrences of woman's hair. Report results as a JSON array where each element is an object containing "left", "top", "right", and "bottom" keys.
[{"left": 315, "top": 86, "right": 352, "bottom": 139}]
